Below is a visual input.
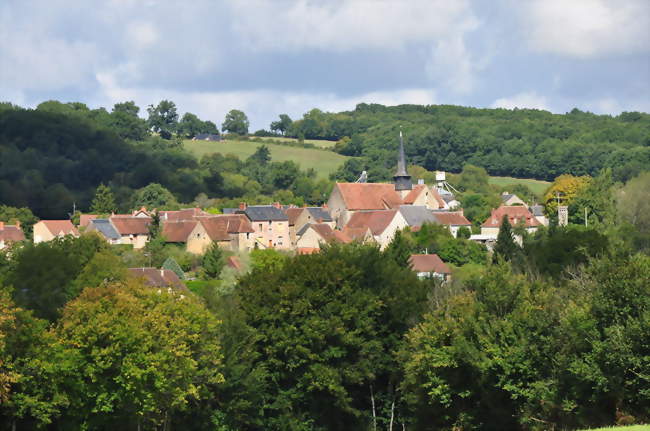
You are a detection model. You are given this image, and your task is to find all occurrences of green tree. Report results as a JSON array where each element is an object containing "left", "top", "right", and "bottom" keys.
[
  {"left": 384, "top": 229, "right": 415, "bottom": 266},
  {"left": 162, "top": 257, "right": 185, "bottom": 280},
  {"left": 457, "top": 164, "right": 490, "bottom": 193},
  {"left": 110, "top": 101, "right": 148, "bottom": 140},
  {"left": 221, "top": 109, "right": 249, "bottom": 135},
  {"left": 493, "top": 215, "right": 518, "bottom": 263},
  {"left": 270, "top": 114, "right": 292, "bottom": 135},
  {"left": 203, "top": 243, "right": 225, "bottom": 279},
  {"left": 53, "top": 280, "right": 224, "bottom": 429},
  {"left": 131, "top": 183, "right": 178, "bottom": 210},
  {"left": 617, "top": 171, "right": 650, "bottom": 251},
  {"left": 89, "top": 183, "right": 117, "bottom": 215},
  {"left": 0, "top": 205, "right": 38, "bottom": 240},
  {"left": 147, "top": 100, "right": 179, "bottom": 139}
]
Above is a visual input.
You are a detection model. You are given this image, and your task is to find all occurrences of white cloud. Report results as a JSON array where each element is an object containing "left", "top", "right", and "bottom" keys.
[
  {"left": 127, "top": 21, "right": 159, "bottom": 50},
  {"left": 520, "top": 0, "right": 650, "bottom": 58},
  {"left": 491, "top": 91, "right": 550, "bottom": 111}
]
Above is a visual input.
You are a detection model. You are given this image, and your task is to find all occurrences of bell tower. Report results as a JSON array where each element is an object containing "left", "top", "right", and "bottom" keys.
[{"left": 393, "top": 129, "right": 412, "bottom": 197}]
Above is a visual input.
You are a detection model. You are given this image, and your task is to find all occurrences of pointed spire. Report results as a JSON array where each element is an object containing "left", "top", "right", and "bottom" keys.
[{"left": 394, "top": 126, "right": 412, "bottom": 192}]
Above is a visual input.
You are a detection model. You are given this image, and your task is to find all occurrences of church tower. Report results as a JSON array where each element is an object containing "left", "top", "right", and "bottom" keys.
[{"left": 393, "top": 129, "right": 412, "bottom": 197}]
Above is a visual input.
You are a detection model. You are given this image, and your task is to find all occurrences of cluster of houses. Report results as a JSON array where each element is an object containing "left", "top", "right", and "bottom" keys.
[{"left": 0, "top": 134, "right": 550, "bottom": 281}]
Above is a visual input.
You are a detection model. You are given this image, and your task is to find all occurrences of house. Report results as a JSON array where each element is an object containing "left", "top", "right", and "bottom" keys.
[
  {"left": 501, "top": 192, "right": 527, "bottom": 207},
  {"left": 237, "top": 203, "right": 290, "bottom": 249},
  {"left": 193, "top": 133, "right": 221, "bottom": 141},
  {"left": 530, "top": 204, "right": 548, "bottom": 226},
  {"left": 131, "top": 207, "right": 152, "bottom": 218},
  {"left": 85, "top": 219, "right": 121, "bottom": 244},
  {"left": 109, "top": 215, "right": 151, "bottom": 249},
  {"left": 327, "top": 132, "right": 447, "bottom": 228},
  {"left": 128, "top": 267, "right": 185, "bottom": 289},
  {"left": 159, "top": 208, "right": 208, "bottom": 222},
  {"left": 480, "top": 205, "right": 541, "bottom": 238},
  {"left": 295, "top": 223, "right": 350, "bottom": 250},
  {"left": 398, "top": 205, "right": 436, "bottom": 231},
  {"left": 344, "top": 209, "right": 408, "bottom": 250},
  {"left": 430, "top": 211, "right": 473, "bottom": 237},
  {"left": 340, "top": 226, "right": 374, "bottom": 244},
  {"left": 409, "top": 254, "right": 452, "bottom": 281},
  {"left": 439, "top": 190, "right": 461, "bottom": 209},
  {"left": 33, "top": 220, "right": 79, "bottom": 243},
  {"left": 186, "top": 214, "right": 255, "bottom": 254},
  {"left": 286, "top": 206, "right": 334, "bottom": 246},
  {"left": 0, "top": 222, "right": 25, "bottom": 249},
  {"left": 79, "top": 214, "right": 98, "bottom": 229},
  {"left": 161, "top": 220, "right": 199, "bottom": 244}
]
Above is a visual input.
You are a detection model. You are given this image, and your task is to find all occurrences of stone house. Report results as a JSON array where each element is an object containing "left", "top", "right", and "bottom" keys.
[
  {"left": 344, "top": 209, "right": 408, "bottom": 250},
  {"left": 237, "top": 203, "right": 290, "bottom": 250},
  {"left": 128, "top": 267, "right": 185, "bottom": 290},
  {"left": 501, "top": 192, "right": 527, "bottom": 207},
  {"left": 286, "top": 206, "right": 334, "bottom": 246},
  {"left": 33, "top": 220, "right": 79, "bottom": 243},
  {"left": 186, "top": 215, "right": 255, "bottom": 254},
  {"left": 430, "top": 211, "right": 473, "bottom": 237},
  {"left": 109, "top": 215, "right": 151, "bottom": 249},
  {"left": 85, "top": 219, "right": 122, "bottom": 244},
  {"left": 0, "top": 221, "right": 25, "bottom": 249},
  {"left": 295, "top": 223, "right": 350, "bottom": 251},
  {"left": 480, "top": 205, "right": 541, "bottom": 238}
]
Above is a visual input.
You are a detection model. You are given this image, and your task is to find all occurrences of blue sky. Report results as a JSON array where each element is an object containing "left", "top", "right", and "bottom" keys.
[{"left": 1, "top": 0, "right": 648, "bottom": 130}]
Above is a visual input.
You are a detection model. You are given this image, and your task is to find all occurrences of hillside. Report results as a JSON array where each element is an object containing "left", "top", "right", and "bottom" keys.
[{"left": 184, "top": 139, "right": 350, "bottom": 179}]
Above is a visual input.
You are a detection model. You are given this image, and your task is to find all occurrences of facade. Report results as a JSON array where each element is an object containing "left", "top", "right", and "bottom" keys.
[
  {"left": 109, "top": 215, "right": 151, "bottom": 249},
  {"left": 237, "top": 204, "right": 290, "bottom": 249},
  {"left": 286, "top": 206, "right": 334, "bottom": 247},
  {"left": 33, "top": 220, "right": 79, "bottom": 243},
  {"left": 0, "top": 222, "right": 25, "bottom": 249},
  {"left": 295, "top": 223, "right": 350, "bottom": 250},
  {"left": 186, "top": 214, "right": 255, "bottom": 254}
]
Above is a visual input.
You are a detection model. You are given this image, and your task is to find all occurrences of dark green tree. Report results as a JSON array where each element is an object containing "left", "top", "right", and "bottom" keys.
[
  {"left": 384, "top": 229, "right": 415, "bottom": 266},
  {"left": 147, "top": 100, "right": 178, "bottom": 139},
  {"left": 270, "top": 114, "right": 292, "bottom": 135},
  {"left": 493, "top": 215, "right": 518, "bottom": 263},
  {"left": 90, "top": 183, "right": 117, "bottom": 215},
  {"left": 131, "top": 183, "right": 178, "bottom": 210},
  {"left": 221, "top": 109, "right": 249, "bottom": 135},
  {"left": 202, "top": 243, "right": 225, "bottom": 279},
  {"left": 162, "top": 257, "right": 185, "bottom": 280}
]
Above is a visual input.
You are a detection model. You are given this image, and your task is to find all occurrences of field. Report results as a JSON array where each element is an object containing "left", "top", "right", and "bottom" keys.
[
  {"left": 257, "top": 136, "right": 337, "bottom": 148},
  {"left": 488, "top": 175, "right": 551, "bottom": 197},
  {"left": 184, "top": 139, "right": 349, "bottom": 179},
  {"left": 579, "top": 426, "right": 650, "bottom": 431}
]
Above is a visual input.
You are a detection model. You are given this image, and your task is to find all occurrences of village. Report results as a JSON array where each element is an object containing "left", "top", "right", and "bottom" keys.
[{"left": 0, "top": 133, "right": 551, "bottom": 285}]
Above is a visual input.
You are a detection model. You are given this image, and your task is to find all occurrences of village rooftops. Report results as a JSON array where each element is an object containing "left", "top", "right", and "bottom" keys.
[
  {"left": 89, "top": 219, "right": 120, "bottom": 240},
  {"left": 296, "top": 223, "right": 351, "bottom": 243},
  {"left": 161, "top": 220, "right": 198, "bottom": 242},
  {"left": 345, "top": 210, "right": 398, "bottom": 236},
  {"left": 109, "top": 215, "right": 151, "bottom": 235},
  {"left": 37, "top": 220, "right": 79, "bottom": 236},
  {"left": 399, "top": 205, "right": 436, "bottom": 228},
  {"left": 335, "top": 183, "right": 403, "bottom": 210},
  {"left": 431, "top": 211, "right": 472, "bottom": 226},
  {"left": 159, "top": 208, "right": 208, "bottom": 221},
  {"left": 0, "top": 222, "right": 25, "bottom": 242},
  {"left": 128, "top": 267, "right": 185, "bottom": 289}
]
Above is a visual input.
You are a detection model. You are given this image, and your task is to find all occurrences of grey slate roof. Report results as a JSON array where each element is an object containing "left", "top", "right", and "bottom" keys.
[
  {"left": 222, "top": 208, "right": 237, "bottom": 214},
  {"left": 501, "top": 193, "right": 515, "bottom": 202},
  {"left": 90, "top": 219, "right": 120, "bottom": 240},
  {"left": 305, "top": 207, "right": 333, "bottom": 222},
  {"left": 399, "top": 205, "right": 436, "bottom": 228},
  {"left": 530, "top": 204, "right": 545, "bottom": 217},
  {"left": 240, "top": 205, "right": 289, "bottom": 221}
]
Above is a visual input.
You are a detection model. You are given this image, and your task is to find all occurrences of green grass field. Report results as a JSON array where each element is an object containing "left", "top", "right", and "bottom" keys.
[
  {"left": 488, "top": 175, "right": 551, "bottom": 197},
  {"left": 184, "top": 139, "right": 349, "bottom": 179},
  {"left": 256, "top": 136, "right": 337, "bottom": 148}
]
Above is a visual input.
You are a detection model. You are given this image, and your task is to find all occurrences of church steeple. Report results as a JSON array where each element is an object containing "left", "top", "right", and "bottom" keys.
[{"left": 393, "top": 128, "right": 412, "bottom": 192}]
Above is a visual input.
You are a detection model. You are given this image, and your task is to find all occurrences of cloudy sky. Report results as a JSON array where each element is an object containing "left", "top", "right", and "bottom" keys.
[{"left": 1, "top": 0, "right": 648, "bottom": 130}]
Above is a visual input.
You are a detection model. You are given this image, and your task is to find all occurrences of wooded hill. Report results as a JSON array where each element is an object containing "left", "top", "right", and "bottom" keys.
[{"left": 285, "top": 104, "right": 650, "bottom": 183}]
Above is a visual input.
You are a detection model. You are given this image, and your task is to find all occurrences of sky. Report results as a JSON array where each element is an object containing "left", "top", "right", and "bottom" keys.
[{"left": 1, "top": 0, "right": 649, "bottom": 130}]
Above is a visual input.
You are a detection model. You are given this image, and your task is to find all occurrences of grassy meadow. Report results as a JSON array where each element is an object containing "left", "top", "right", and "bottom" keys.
[
  {"left": 256, "top": 136, "right": 338, "bottom": 148},
  {"left": 184, "top": 139, "right": 349, "bottom": 179},
  {"left": 488, "top": 175, "right": 551, "bottom": 197}
]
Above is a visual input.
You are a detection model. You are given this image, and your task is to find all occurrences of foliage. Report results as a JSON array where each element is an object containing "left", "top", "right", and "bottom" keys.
[
  {"left": 221, "top": 109, "right": 249, "bottom": 135},
  {"left": 203, "top": 243, "right": 225, "bottom": 279},
  {"left": 89, "top": 183, "right": 117, "bottom": 215},
  {"left": 53, "top": 280, "right": 224, "bottom": 428},
  {"left": 248, "top": 248, "right": 286, "bottom": 272},
  {"left": 147, "top": 100, "right": 179, "bottom": 139},
  {"left": 493, "top": 215, "right": 519, "bottom": 263},
  {"left": 0, "top": 205, "right": 38, "bottom": 239},
  {"left": 617, "top": 171, "right": 650, "bottom": 252},
  {"left": 410, "top": 222, "right": 487, "bottom": 266},
  {"left": 131, "top": 183, "right": 179, "bottom": 210},
  {"left": 178, "top": 112, "right": 218, "bottom": 138},
  {"left": 544, "top": 174, "right": 592, "bottom": 216},
  {"left": 162, "top": 256, "right": 186, "bottom": 280},
  {"left": 270, "top": 114, "right": 293, "bottom": 135}
]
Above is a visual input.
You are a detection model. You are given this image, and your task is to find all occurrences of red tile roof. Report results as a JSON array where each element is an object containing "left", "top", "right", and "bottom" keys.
[
  {"left": 128, "top": 267, "right": 184, "bottom": 289},
  {"left": 39, "top": 220, "right": 79, "bottom": 236},
  {"left": 79, "top": 214, "right": 98, "bottom": 228},
  {"left": 109, "top": 216, "right": 152, "bottom": 235},
  {"left": 0, "top": 223, "right": 25, "bottom": 242},
  {"left": 409, "top": 254, "right": 451, "bottom": 274},
  {"left": 431, "top": 211, "right": 472, "bottom": 226},
  {"left": 341, "top": 226, "right": 372, "bottom": 241},
  {"left": 336, "top": 183, "right": 403, "bottom": 210},
  {"left": 162, "top": 220, "right": 198, "bottom": 242},
  {"left": 304, "top": 223, "right": 351, "bottom": 244},
  {"left": 482, "top": 206, "right": 541, "bottom": 228},
  {"left": 345, "top": 210, "right": 398, "bottom": 236},
  {"left": 159, "top": 208, "right": 207, "bottom": 221}
]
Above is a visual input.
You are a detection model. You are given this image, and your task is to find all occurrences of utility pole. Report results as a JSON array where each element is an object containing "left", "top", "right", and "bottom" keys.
[{"left": 585, "top": 207, "right": 588, "bottom": 227}]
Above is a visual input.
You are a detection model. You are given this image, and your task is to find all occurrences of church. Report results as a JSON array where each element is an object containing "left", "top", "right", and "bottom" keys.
[{"left": 327, "top": 131, "right": 449, "bottom": 229}]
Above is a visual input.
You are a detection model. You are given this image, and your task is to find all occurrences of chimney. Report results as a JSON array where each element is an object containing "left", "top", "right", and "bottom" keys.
[
  {"left": 272, "top": 202, "right": 281, "bottom": 209},
  {"left": 239, "top": 202, "right": 247, "bottom": 210},
  {"left": 160, "top": 269, "right": 165, "bottom": 278},
  {"left": 418, "top": 178, "right": 424, "bottom": 185}
]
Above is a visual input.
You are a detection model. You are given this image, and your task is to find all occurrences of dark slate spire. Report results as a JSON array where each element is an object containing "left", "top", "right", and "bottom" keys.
[{"left": 394, "top": 129, "right": 412, "bottom": 191}]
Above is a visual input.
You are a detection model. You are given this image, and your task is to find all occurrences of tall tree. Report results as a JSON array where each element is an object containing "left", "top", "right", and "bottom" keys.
[
  {"left": 202, "top": 243, "right": 225, "bottom": 279},
  {"left": 493, "top": 215, "right": 518, "bottom": 263},
  {"left": 89, "top": 183, "right": 117, "bottom": 215},
  {"left": 131, "top": 183, "right": 178, "bottom": 210},
  {"left": 221, "top": 109, "right": 249, "bottom": 135},
  {"left": 147, "top": 100, "right": 179, "bottom": 139},
  {"left": 270, "top": 114, "right": 292, "bottom": 135}
]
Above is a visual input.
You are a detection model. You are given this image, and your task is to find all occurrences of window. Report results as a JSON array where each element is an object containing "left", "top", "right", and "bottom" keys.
[{"left": 259, "top": 223, "right": 263, "bottom": 230}]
